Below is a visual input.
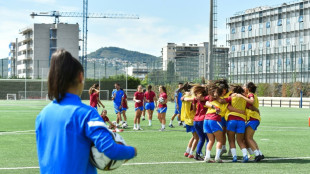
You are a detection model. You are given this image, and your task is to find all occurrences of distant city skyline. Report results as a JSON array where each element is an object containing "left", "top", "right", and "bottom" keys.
[{"left": 0, "top": 0, "right": 291, "bottom": 58}]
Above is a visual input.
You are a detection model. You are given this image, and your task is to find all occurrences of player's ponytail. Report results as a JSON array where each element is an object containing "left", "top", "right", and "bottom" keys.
[
  {"left": 48, "top": 49, "right": 84, "bottom": 103},
  {"left": 231, "top": 85, "right": 245, "bottom": 94},
  {"left": 160, "top": 86, "right": 167, "bottom": 93},
  {"left": 147, "top": 85, "right": 152, "bottom": 91},
  {"left": 246, "top": 82, "right": 257, "bottom": 93},
  {"left": 89, "top": 84, "right": 99, "bottom": 95}
]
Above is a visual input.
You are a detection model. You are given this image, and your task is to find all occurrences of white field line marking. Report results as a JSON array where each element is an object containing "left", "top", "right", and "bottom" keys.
[
  {"left": 260, "top": 126, "right": 310, "bottom": 129},
  {"left": 2, "top": 157, "right": 310, "bottom": 170},
  {"left": 0, "top": 167, "right": 39, "bottom": 170}
]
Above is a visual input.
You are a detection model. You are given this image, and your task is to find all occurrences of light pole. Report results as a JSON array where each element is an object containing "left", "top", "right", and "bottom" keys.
[{"left": 125, "top": 61, "right": 128, "bottom": 95}]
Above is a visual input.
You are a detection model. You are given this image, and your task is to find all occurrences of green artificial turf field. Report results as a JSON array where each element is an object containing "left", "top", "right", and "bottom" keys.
[{"left": 0, "top": 100, "right": 310, "bottom": 174}]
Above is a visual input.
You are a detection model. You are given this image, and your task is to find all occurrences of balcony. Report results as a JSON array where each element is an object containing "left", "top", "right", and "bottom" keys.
[
  {"left": 17, "top": 54, "right": 33, "bottom": 61},
  {"left": 17, "top": 64, "right": 33, "bottom": 70},
  {"left": 19, "top": 44, "right": 33, "bottom": 51}
]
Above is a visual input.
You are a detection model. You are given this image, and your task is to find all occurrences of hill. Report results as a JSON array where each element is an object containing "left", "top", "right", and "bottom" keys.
[{"left": 88, "top": 47, "right": 160, "bottom": 63}]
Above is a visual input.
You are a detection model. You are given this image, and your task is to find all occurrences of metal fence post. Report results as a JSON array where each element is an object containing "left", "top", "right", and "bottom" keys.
[{"left": 263, "top": 99, "right": 264, "bottom": 106}]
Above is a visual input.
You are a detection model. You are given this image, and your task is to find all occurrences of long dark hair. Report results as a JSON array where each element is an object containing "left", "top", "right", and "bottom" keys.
[
  {"left": 246, "top": 82, "right": 257, "bottom": 93},
  {"left": 48, "top": 49, "right": 84, "bottom": 102},
  {"left": 208, "top": 83, "right": 223, "bottom": 100},
  {"left": 192, "top": 85, "right": 208, "bottom": 97},
  {"left": 147, "top": 85, "right": 152, "bottom": 91},
  {"left": 89, "top": 84, "right": 99, "bottom": 95},
  {"left": 160, "top": 85, "right": 167, "bottom": 93},
  {"left": 231, "top": 85, "right": 245, "bottom": 94}
]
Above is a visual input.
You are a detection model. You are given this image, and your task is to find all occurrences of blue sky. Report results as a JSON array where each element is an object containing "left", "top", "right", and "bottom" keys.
[{"left": 0, "top": 0, "right": 290, "bottom": 58}]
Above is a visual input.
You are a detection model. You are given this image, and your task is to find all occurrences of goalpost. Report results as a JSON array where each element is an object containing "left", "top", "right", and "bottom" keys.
[
  {"left": 82, "top": 90, "right": 110, "bottom": 100},
  {"left": 6, "top": 94, "right": 17, "bottom": 100},
  {"left": 123, "top": 89, "right": 136, "bottom": 100}
]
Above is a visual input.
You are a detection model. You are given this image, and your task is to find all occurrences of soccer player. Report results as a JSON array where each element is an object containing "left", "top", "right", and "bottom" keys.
[
  {"left": 144, "top": 85, "right": 157, "bottom": 126},
  {"left": 133, "top": 85, "right": 145, "bottom": 130},
  {"left": 192, "top": 85, "right": 209, "bottom": 161},
  {"left": 157, "top": 86, "right": 168, "bottom": 131},
  {"left": 169, "top": 82, "right": 183, "bottom": 128},
  {"left": 215, "top": 79, "right": 231, "bottom": 156},
  {"left": 142, "top": 88, "right": 147, "bottom": 121},
  {"left": 237, "top": 82, "right": 264, "bottom": 162},
  {"left": 204, "top": 84, "right": 225, "bottom": 163},
  {"left": 89, "top": 83, "right": 105, "bottom": 110},
  {"left": 36, "top": 49, "right": 136, "bottom": 173},
  {"left": 181, "top": 84, "right": 198, "bottom": 159},
  {"left": 224, "top": 85, "right": 249, "bottom": 163},
  {"left": 100, "top": 110, "right": 123, "bottom": 132},
  {"left": 120, "top": 88, "right": 128, "bottom": 127},
  {"left": 112, "top": 83, "right": 124, "bottom": 127}
]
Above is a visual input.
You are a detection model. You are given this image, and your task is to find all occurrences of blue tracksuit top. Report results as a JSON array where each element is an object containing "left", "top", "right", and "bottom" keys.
[
  {"left": 111, "top": 89, "right": 124, "bottom": 107},
  {"left": 35, "top": 93, "right": 135, "bottom": 174}
]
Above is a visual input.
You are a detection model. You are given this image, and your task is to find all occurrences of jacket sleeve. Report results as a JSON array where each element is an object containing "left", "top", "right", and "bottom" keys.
[{"left": 84, "top": 109, "right": 135, "bottom": 160}]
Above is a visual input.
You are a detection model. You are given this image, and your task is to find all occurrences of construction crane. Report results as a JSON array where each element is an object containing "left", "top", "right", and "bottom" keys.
[{"left": 30, "top": 9, "right": 139, "bottom": 77}]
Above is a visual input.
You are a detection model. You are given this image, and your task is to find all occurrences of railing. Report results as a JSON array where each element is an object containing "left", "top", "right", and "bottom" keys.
[{"left": 258, "top": 97, "right": 310, "bottom": 108}]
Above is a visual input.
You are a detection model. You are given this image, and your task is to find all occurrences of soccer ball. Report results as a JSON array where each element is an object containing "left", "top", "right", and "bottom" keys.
[
  {"left": 121, "top": 122, "right": 128, "bottom": 129},
  {"left": 158, "top": 97, "right": 164, "bottom": 103},
  {"left": 89, "top": 131, "right": 127, "bottom": 171},
  {"left": 112, "top": 121, "right": 117, "bottom": 126}
]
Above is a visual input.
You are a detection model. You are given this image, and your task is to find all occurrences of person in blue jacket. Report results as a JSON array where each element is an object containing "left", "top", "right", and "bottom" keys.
[{"left": 35, "top": 49, "right": 137, "bottom": 174}]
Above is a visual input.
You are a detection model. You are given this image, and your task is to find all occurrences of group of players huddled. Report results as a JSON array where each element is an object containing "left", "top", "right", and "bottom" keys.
[{"left": 88, "top": 80, "right": 264, "bottom": 163}]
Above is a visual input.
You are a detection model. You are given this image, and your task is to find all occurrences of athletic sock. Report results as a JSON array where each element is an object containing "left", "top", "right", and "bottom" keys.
[
  {"left": 186, "top": 147, "right": 191, "bottom": 153},
  {"left": 162, "top": 124, "right": 165, "bottom": 129},
  {"left": 206, "top": 150, "right": 211, "bottom": 159},
  {"left": 189, "top": 150, "right": 193, "bottom": 155},
  {"left": 254, "top": 150, "right": 260, "bottom": 157},
  {"left": 215, "top": 148, "right": 222, "bottom": 160},
  {"left": 258, "top": 150, "right": 263, "bottom": 155},
  {"left": 149, "top": 120, "right": 152, "bottom": 125},
  {"left": 133, "top": 124, "right": 137, "bottom": 129},
  {"left": 169, "top": 120, "right": 173, "bottom": 125},
  {"left": 231, "top": 148, "right": 237, "bottom": 157},
  {"left": 222, "top": 145, "right": 227, "bottom": 150},
  {"left": 247, "top": 148, "right": 254, "bottom": 155},
  {"left": 241, "top": 148, "right": 247, "bottom": 157},
  {"left": 138, "top": 124, "right": 140, "bottom": 129}
]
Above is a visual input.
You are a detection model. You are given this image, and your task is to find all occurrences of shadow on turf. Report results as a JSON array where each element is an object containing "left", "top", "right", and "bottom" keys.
[{"left": 219, "top": 156, "right": 310, "bottom": 164}]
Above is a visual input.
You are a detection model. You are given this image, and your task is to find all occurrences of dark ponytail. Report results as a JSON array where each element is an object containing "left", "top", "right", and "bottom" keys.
[
  {"left": 48, "top": 49, "right": 84, "bottom": 102},
  {"left": 246, "top": 82, "right": 257, "bottom": 93}
]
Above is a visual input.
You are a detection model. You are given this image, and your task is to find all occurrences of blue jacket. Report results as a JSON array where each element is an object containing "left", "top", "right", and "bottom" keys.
[{"left": 36, "top": 93, "right": 135, "bottom": 174}]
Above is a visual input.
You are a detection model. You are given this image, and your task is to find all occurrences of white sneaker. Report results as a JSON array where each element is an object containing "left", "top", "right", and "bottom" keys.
[
  {"left": 133, "top": 127, "right": 138, "bottom": 130},
  {"left": 138, "top": 127, "right": 143, "bottom": 130},
  {"left": 148, "top": 123, "right": 152, "bottom": 126},
  {"left": 227, "top": 149, "right": 232, "bottom": 156},
  {"left": 159, "top": 128, "right": 165, "bottom": 131}
]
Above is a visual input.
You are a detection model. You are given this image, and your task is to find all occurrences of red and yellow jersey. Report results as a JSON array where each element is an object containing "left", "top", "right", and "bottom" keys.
[
  {"left": 205, "top": 100, "right": 225, "bottom": 122},
  {"left": 180, "top": 93, "right": 195, "bottom": 126},
  {"left": 220, "top": 91, "right": 232, "bottom": 117},
  {"left": 225, "top": 96, "right": 247, "bottom": 121},
  {"left": 245, "top": 93, "right": 261, "bottom": 121}
]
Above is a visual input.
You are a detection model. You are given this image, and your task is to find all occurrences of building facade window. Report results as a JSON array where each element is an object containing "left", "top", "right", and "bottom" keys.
[
  {"left": 241, "top": 26, "right": 245, "bottom": 32},
  {"left": 248, "top": 43, "right": 252, "bottom": 49},
  {"left": 231, "top": 28, "right": 236, "bottom": 34},
  {"left": 266, "top": 41, "right": 270, "bottom": 47},
  {"left": 266, "top": 21, "right": 271, "bottom": 28}
]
